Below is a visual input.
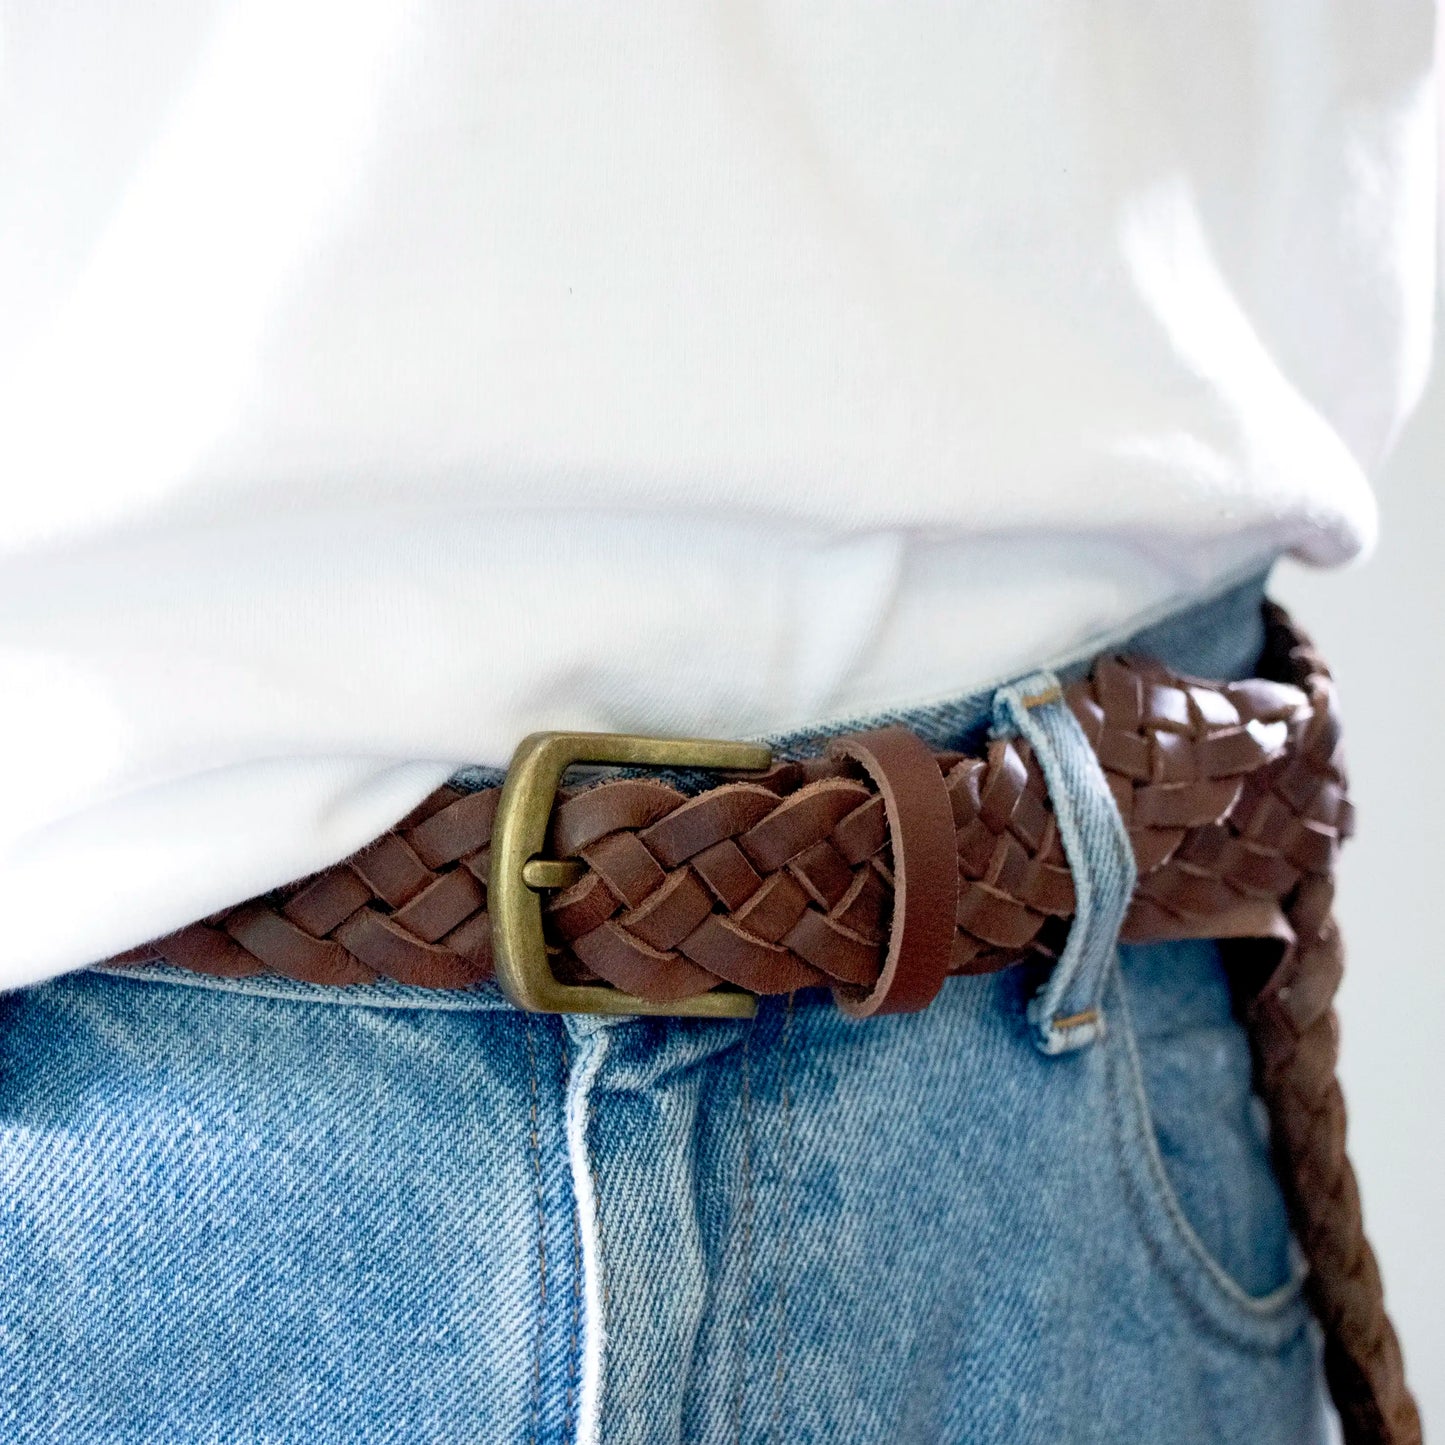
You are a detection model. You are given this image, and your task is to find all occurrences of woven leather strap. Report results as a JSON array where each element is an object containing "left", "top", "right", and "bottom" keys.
[
  {"left": 1235, "top": 608, "right": 1421, "bottom": 1445},
  {"left": 109, "top": 602, "right": 1418, "bottom": 1442}
]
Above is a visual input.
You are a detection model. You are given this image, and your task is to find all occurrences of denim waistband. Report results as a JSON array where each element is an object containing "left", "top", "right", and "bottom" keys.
[{"left": 101, "top": 568, "right": 1271, "bottom": 1013}]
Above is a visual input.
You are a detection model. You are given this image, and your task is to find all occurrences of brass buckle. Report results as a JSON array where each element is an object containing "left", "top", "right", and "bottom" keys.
[{"left": 489, "top": 731, "right": 772, "bottom": 1017}]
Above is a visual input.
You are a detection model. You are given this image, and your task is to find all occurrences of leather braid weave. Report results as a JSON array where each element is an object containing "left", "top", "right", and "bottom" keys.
[
  {"left": 107, "top": 603, "right": 1417, "bottom": 1441},
  {"left": 1233, "top": 605, "right": 1421, "bottom": 1445}
]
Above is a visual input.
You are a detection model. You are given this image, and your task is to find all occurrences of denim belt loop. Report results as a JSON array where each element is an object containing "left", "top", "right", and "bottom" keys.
[{"left": 991, "top": 670, "right": 1137, "bottom": 1056}]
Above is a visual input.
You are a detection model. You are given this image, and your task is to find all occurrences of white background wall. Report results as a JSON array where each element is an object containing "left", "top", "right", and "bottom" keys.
[{"left": 1272, "top": 328, "right": 1444, "bottom": 1433}]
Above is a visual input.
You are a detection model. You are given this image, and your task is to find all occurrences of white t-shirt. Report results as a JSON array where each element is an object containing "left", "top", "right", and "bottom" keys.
[{"left": 0, "top": 3, "right": 1436, "bottom": 989}]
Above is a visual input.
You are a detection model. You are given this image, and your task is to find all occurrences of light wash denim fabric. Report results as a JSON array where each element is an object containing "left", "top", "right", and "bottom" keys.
[{"left": 0, "top": 572, "right": 1327, "bottom": 1443}]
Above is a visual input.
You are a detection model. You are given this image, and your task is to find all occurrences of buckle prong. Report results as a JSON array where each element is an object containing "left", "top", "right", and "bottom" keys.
[
  {"left": 519, "top": 858, "right": 586, "bottom": 890},
  {"left": 490, "top": 731, "right": 771, "bottom": 1016}
]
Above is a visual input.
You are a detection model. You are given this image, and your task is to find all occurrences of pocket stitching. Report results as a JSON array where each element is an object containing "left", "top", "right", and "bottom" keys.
[{"left": 1105, "top": 958, "right": 1309, "bottom": 1351}]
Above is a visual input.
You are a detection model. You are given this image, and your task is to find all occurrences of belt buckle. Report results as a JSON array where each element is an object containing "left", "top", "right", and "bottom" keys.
[{"left": 489, "top": 731, "right": 772, "bottom": 1017}]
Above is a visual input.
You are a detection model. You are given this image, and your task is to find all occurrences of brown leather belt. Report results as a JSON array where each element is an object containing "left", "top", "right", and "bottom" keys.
[{"left": 108, "top": 602, "right": 1419, "bottom": 1444}]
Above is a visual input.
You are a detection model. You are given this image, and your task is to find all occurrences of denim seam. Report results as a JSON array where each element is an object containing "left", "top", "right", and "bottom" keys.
[
  {"left": 88, "top": 963, "right": 512, "bottom": 1012},
  {"left": 731, "top": 1018, "right": 756, "bottom": 1445},
  {"left": 1105, "top": 959, "right": 1308, "bottom": 1348},
  {"left": 768, "top": 995, "right": 796, "bottom": 1445},
  {"left": 559, "top": 1033, "right": 583, "bottom": 1445},
  {"left": 565, "top": 1025, "right": 609, "bottom": 1445},
  {"left": 523, "top": 1016, "right": 548, "bottom": 1445}
]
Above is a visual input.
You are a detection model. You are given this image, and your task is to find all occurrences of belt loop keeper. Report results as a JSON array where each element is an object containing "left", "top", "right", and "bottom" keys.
[
  {"left": 825, "top": 726, "right": 960, "bottom": 1018},
  {"left": 991, "top": 670, "right": 1136, "bottom": 1056}
]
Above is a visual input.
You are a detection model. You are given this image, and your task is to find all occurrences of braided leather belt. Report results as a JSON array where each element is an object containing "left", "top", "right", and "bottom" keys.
[{"left": 108, "top": 603, "right": 1418, "bottom": 1444}]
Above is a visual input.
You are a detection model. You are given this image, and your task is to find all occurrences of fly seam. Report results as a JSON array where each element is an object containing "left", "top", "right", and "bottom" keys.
[
  {"left": 769, "top": 994, "right": 796, "bottom": 1445},
  {"left": 559, "top": 1032, "right": 583, "bottom": 1445},
  {"left": 731, "top": 1018, "right": 756, "bottom": 1445},
  {"left": 523, "top": 1015, "right": 548, "bottom": 1445}
]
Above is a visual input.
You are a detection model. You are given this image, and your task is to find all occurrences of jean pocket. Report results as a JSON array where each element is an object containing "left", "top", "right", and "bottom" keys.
[{"left": 1106, "top": 938, "right": 1308, "bottom": 1350}]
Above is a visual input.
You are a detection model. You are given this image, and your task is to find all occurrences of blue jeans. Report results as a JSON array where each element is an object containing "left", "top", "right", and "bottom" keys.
[{"left": 0, "top": 574, "right": 1327, "bottom": 1443}]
